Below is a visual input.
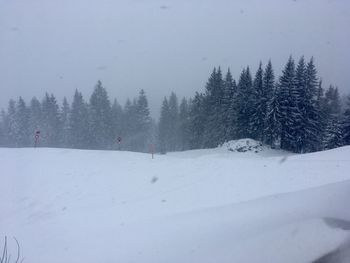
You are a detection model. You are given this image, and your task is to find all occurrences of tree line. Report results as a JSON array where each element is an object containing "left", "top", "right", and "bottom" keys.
[
  {"left": 0, "top": 81, "right": 153, "bottom": 152},
  {"left": 158, "top": 56, "right": 350, "bottom": 153},
  {"left": 1, "top": 56, "right": 350, "bottom": 153}
]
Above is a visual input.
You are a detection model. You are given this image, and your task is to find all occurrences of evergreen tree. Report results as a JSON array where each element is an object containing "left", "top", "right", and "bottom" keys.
[
  {"left": 15, "top": 97, "right": 30, "bottom": 146},
  {"left": 314, "top": 80, "right": 327, "bottom": 151},
  {"left": 158, "top": 97, "right": 171, "bottom": 153},
  {"left": 262, "top": 60, "right": 276, "bottom": 144},
  {"left": 111, "top": 99, "right": 123, "bottom": 148},
  {"left": 277, "top": 56, "right": 299, "bottom": 152},
  {"left": 264, "top": 82, "right": 281, "bottom": 148},
  {"left": 121, "top": 98, "right": 137, "bottom": 150},
  {"left": 5, "top": 99, "right": 19, "bottom": 146},
  {"left": 178, "top": 97, "right": 190, "bottom": 151},
  {"left": 293, "top": 56, "right": 307, "bottom": 152},
  {"left": 222, "top": 68, "right": 237, "bottom": 141},
  {"left": 202, "top": 67, "right": 226, "bottom": 147},
  {"left": 70, "top": 90, "right": 90, "bottom": 149},
  {"left": 324, "top": 118, "right": 343, "bottom": 149},
  {"left": 148, "top": 119, "right": 158, "bottom": 153},
  {"left": 41, "top": 93, "right": 61, "bottom": 147},
  {"left": 89, "top": 80, "right": 113, "bottom": 149},
  {"left": 236, "top": 67, "right": 254, "bottom": 138},
  {"left": 168, "top": 92, "right": 179, "bottom": 151},
  {"left": 122, "top": 91, "right": 151, "bottom": 152},
  {"left": 323, "top": 85, "right": 342, "bottom": 148},
  {"left": 324, "top": 85, "right": 341, "bottom": 118},
  {"left": 250, "top": 62, "right": 265, "bottom": 141},
  {"left": 303, "top": 57, "right": 320, "bottom": 152},
  {"left": 60, "top": 97, "right": 70, "bottom": 148},
  {"left": 28, "top": 97, "right": 42, "bottom": 147},
  {"left": 188, "top": 92, "right": 206, "bottom": 149},
  {"left": 134, "top": 89, "right": 152, "bottom": 152}
]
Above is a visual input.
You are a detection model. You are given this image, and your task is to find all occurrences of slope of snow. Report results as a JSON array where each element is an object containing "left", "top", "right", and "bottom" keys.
[{"left": 1, "top": 145, "right": 350, "bottom": 262}]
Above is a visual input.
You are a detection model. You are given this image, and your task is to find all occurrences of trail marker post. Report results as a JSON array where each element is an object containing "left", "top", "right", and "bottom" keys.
[
  {"left": 117, "top": 136, "right": 122, "bottom": 150},
  {"left": 34, "top": 130, "right": 40, "bottom": 148}
]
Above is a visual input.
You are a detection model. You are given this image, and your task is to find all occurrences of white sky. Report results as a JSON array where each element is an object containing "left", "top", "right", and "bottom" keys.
[{"left": 1, "top": 0, "right": 349, "bottom": 116}]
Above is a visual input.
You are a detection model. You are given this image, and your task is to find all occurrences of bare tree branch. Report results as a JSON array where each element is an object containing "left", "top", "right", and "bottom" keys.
[
  {"left": 0, "top": 237, "right": 24, "bottom": 263},
  {"left": 1, "top": 236, "right": 7, "bottom": 263},
  {"left": 13, "top": 238, "right": 20, "bottom": 263}
]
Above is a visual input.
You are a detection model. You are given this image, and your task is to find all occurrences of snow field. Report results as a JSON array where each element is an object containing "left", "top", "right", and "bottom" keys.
[{"left": 1, "top": 144, "right": 350, "bottom": 262}]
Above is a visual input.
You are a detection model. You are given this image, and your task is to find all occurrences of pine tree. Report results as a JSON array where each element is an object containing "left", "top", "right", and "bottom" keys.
[
  {"left": 148, "top": 119, "right": 158, "bottom": 153},
  {"left": 41, "top": 93, "right": 61, "bottom": 147},
  {"left": 323, "top": 85, "right": 342, "bottom": 148},
  {"left": 60, "top": 97, "right": 70, "bottom": 148},
  {"left": 3, "top": 100, "right": 18, "bottom": 146},
  {"left": 262, "top": 60, "right": 275, "bottom": 144},
  {"left": 28, "top": 97, "right": 42, "bottom": 147},
  {"left": 121, "top": 98, "right": 137, "bottom": 150},
  {"left": 277, "top": 56, "right": 299, "bottom": 152},
  {"left": 314, "top": 80, "right": 327, "bottom": 151},
  {"left": 178, "top": 97, "right": 190, "bottom": 151},
  {"left": 188, "top": 92, "right": 206, "bottom": 149},
  {"left": 323, "top": 90, "right": 341, "bottom": 148},
  {"left": 158, "top": 97, "right": 171, "bottom": 153},
  {"left": 222, "top": 69, "right": 237, "bottom": 141},
  {"left": 303, "top": 57, "right": 320, "bottom": 152},
  {"left": 250, "top": 62, "right": 265, "bottom": 141},
  {"left": 168, "top": 92, "right": 180, "bottom": 151},
  {"left": 127, "top": 90, "right": 152, "bottom": 152},
  {"left": 236, "top": 67, "right": 254, "bottom": 139},
  {"left": 70, "top": 90, "right": 90, "bottom": 149},
  {"left": 202, "top": 67, "right": 226, "bottom": 147},
  {"left": 324, "top": 117, "right": 343, "bottom": 150},
  {"left": 15, "top": 97, "right": 30, "bottom": 147},
  {"left": 122, "top": 98, "right": 133, "bottom": 137},
  {"left": 264, "top": 82, "right": 281, "bottom": 148},
  {"left": 111, "top": 99, "right": 123, "bottom": 148},
  {"left": 2, "top": 99, "right": 19, "bottom": 147},
  {"left": 89, "top": 80, "right": 113, "bottom": 149},
  {"left": 324, "top": 85, "right": 341, "bottom": 118},
  {"left": 293, "top": 56, "right": 307, "bottom": 152}
]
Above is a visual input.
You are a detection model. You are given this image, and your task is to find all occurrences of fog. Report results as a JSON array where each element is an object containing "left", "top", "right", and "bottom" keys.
[{"left": 1, "top": 0, "right": 349, "bottom": 116}]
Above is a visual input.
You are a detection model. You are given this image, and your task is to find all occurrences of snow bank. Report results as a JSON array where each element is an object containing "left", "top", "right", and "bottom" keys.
[{"left": 122, "top": 180, "right": 350, "bottom": 263}]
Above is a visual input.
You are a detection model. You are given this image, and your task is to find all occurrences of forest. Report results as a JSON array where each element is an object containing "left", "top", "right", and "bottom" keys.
[{"left": 1, "top": 56, "right": 350, "bottom": 154}]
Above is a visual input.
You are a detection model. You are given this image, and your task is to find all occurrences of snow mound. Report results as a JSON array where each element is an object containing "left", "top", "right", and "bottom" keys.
[{"left": 221, "top": 139, "right": 268, "bottom": 153}]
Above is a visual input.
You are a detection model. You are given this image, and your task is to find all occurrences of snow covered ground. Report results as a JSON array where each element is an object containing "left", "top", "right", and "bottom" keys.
[{"left": 1, "top": 142, "right": 350, "bottom": 263}]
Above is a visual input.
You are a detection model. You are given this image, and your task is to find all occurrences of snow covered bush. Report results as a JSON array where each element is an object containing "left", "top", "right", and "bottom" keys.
[{"left": 220, "top": 139, "right": 268, "bottom": 153}]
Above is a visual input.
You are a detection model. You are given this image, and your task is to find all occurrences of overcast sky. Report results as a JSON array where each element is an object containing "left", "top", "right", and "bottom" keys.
[{"left": 1, "top": 0, "right": 349, "bottom": 117}]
